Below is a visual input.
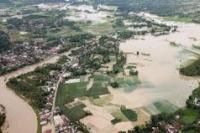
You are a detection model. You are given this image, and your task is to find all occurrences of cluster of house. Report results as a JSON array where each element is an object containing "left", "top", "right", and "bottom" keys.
[
  {"left": 39, "top": 57, "right": 80, "bottom": 133},
  {"left": 193, "top": 97, "right": 200, "bottom": 107},
  {"left": 39, "top": 68, "right": 63, "bottom": 127},
  {"left": 152, "top": 120, "right": 181, "bottom": 133},
  {"left": 0, "top": 42, "right": 57, "bottom": 74},
  {"left": 53, "top": 110, "right": 77, "bottom": 133}
]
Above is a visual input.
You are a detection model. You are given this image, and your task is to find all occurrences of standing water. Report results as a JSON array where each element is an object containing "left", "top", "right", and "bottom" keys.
[{"left": 116, "top": 23, "right": 200, "bottom": 110}]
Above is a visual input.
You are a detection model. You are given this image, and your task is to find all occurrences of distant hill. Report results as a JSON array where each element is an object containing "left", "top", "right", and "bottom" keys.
[
  {"left": 93, "top": 0, "right": 200, "bottom": 16},
  {"left": 11, "top": 0, "right": 65, "bottom": 3},
  {"left": 0, "top": 0, "right": 11, "bottom": 3}
]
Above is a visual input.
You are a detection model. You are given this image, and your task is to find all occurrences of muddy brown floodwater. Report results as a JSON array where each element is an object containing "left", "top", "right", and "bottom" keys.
[
  {"left": 0, "top": 52, "right": 69, "bottom": 133},
  {"left": 118, "top": 23, "right": 200, "bottom": 109},
  {"left": 1, "top": 12, "right": 200, "bottom": 133}
]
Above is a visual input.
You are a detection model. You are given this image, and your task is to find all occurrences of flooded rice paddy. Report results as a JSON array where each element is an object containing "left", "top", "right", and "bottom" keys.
[
  {"left": 118, "top": 23, "right": 200, "bottom": 109},
  {"left": 80, "top": 22, "right": 200, "bottom": 132}
]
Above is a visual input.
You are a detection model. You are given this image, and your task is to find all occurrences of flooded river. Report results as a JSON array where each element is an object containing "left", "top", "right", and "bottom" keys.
[
  {"left": 118, "top": 23, "right": 200, "bottom": 109},
  {"left": 0, "top": 11, "right": 200, "bottom": 133},
  {"left": 0, "top": 53, "right": 67, "bottom": 133}
]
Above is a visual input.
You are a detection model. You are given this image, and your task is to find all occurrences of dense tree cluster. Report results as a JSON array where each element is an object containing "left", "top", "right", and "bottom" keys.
[
  {"left": 0, "top": 31, "right": 12, "bottom": 53},
  {"left": 7, "top": 64, "right": 62, "bottom": 109}
]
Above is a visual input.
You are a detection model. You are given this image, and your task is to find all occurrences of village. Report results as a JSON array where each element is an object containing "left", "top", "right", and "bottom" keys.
[
  {"left": 2, "top": 1, "right": 200, "bottom": 133},
  {"left": 38, "top": 55, "right": 82, "bottom": 133}
]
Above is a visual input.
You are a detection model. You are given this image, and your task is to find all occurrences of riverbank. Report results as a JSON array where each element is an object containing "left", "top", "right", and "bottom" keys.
[{"left": 0, "top": 51, "right": 69, "bottom": 133}]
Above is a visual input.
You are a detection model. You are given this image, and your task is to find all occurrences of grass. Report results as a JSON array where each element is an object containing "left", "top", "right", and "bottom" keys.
[
  {"left": 153, "top": 100, "right": 178, "bottom": 114},
  {"left": 92, "top": 74, "right": 111, "bottom": 82},
  {"left": 46, "top": 26, "right": 80, "bottom": 38},
  {"left": 81, "top": 21, "right": 115, "bottom": 35},
  {"left": 9, "top": 30, "right": 29, "bottom": 42},
  {"left": 111, "top": 107, "right": 137, "bottom": 124},
  {"left": 87, "top": 81, "right": 109, "bottom": 97},
  {"left": 56, "top": 77, "right": 111, "bottom": 120},
  {"left": 56, "top": 82, "right": 88, "bottom": 105},
  {"left": 180, "top": 108, "right": 199, "bottom": 125},
  {"left": 144, "top": 100, "right": 178, "bottom": 115},
  {"left": 56, "top": 82, "right": 90, "bottom": 121},
  {"left": 164, "top": 16, "right": 193, "bottom": 23},
  {"left": 87, "top": 74, "right": 111, "bottom": 97},
  {"left": 64, "top": 103, "right": 89, "bottom": 121},
  {"left": 90, "top": 95, "right": 112, "bottom": 106},
  {"left": 121, "top": 108, "right": 137, "bottom": 121},
  {"left": 112, "top": 109, "right": 130, "bottom": 122},
  {"left": 116, "top": 77, "right": 140, "bottom": 92}
]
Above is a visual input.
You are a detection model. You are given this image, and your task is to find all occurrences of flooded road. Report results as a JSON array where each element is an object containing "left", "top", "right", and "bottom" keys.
[
  {"left": 117, "top": 23, "right": 200, "bottom": 109},
  {"left": 0, "top": 52, "right": 68, "bottom": 133}
]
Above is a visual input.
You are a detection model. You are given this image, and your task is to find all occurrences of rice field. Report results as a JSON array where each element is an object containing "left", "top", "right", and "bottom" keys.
[{"left": 144, "top": 100, "right": 178, "bottom": 115}]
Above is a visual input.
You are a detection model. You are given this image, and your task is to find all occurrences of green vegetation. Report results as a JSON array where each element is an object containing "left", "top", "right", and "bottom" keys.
[
  {"left": 180, "top": 59, "right": 200, "bottom": 76},
  {"left": 56, "top": 74, "right": 111, "bottom": 120},
  {"left": 87, "top": 74, "right": 111, "bottom": 97},
  {"left": 128, "top": 87, "right": 200, "bottom": 133},
  {"left": 112, "top": 52, "right": 126, "bottom": 74},
  {"left": 153, "top": 100, "right": 178, "bottom": 114},
  {"left": 56, "top": 82, "right": 90, "bottom": 121},
  {"left": 87, "top": 82, "right": 109, "bottom": 97},
  {"left": 7, "top": 63, "right": 62, "bottom": 109},
  {"left": 179, "top": 108, "right": 199, "bottom": 124},
  {"left": 56, "top": 82, "right": 88, "bottom": 104},
  {"left": 129, "top": 69, "right": 138, "bottom": 76},
  {"left": 65, "top": 103, "right": 90, "bottom": 121},
  {"left": 90, "top": 95, "right": 112, "bottom": 106},
  {"left": 121, "top": 106, "right": 137, "bottom": 121},
  {"left": 82, "top": 21, "right": 115, "bottom": 35},
  {"left": 94, "top": 0, "right": 200, "bottom": 24},
  {"left": 111, "top": 106, "right": 137, "bottom": 124},
  {"left": 0, "top": 30, "right": 12, "bottom": 52},
  {"left": 116, "top": 77, "right": 140, "bottom": 91},
  {"left": 92, "top": 74, "right": 111, "bottom": 82},
  {"left": 117, "top": 30, "right": 134, "bottom": 40},
  {"left": 164, "top": 16, "right": 193, "bottom": 23},
  {"left": 111, "top": 118, "right": 121, "bottom": 125},
  {"left": 110, "top": 81, "right": 119, "bottom": 88}
]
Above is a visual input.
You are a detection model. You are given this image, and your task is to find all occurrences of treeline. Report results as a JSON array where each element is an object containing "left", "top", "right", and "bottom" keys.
[
  {"left": 0, "top": 31, "right": 12, "bottom": 53},
  {"left": 94, "top": 0, "right": 200, "bottom": 16}
]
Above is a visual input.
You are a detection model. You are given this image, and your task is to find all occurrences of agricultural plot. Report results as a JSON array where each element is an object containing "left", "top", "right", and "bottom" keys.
[
  {"left": 90, "top": 94, "right": 112, "bottom": 106},
  {"left": 144, "top": 100, "right": 178, "bottom": 115},
  {"left": 56, "top": 82, "right": 90, "bottom": 121},
  {"left": 111, "top": 107, "right": 137, "bottom": 124},
  {"left": 116, "top": 77, "right": 141, "bottom": 92},
  {"left": 56, "top": 74, "right": 113, "bottom": 121}
]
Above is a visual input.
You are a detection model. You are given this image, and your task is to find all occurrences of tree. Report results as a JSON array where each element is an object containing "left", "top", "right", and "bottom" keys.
[{"left": 0, "top": 30, "right": 12, "bottom": 52}]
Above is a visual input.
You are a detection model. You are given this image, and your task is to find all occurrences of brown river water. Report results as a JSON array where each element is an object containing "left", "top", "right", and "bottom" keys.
[{"left": 1, "top": 15, "right": 200, "bottom": 133}]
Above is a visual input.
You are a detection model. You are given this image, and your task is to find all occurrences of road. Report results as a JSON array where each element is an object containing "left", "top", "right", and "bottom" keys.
[
  {"left": 0, "top": 51, "right": 70, "bottom": 133},
  {"left": 50, "top": 70, "right": 65, "bottom": 132}
]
